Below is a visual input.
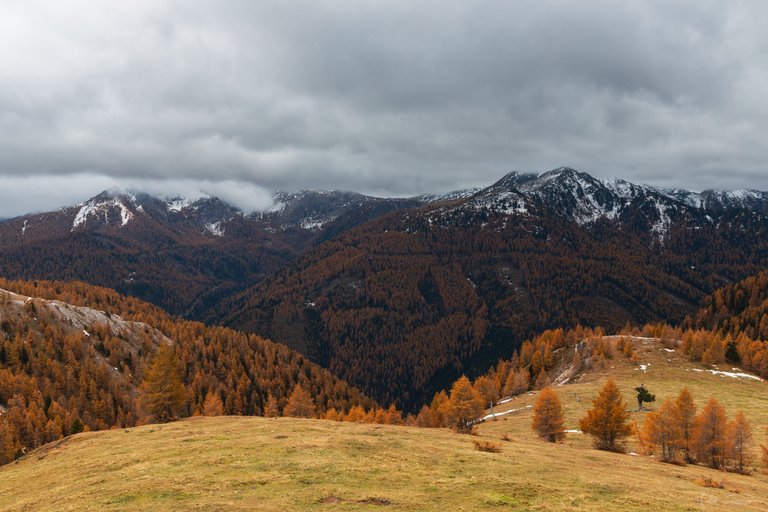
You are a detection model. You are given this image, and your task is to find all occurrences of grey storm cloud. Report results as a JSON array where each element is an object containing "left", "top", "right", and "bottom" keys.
[{"left": 1, "top": 0, "right": 768, "bottom": 217}]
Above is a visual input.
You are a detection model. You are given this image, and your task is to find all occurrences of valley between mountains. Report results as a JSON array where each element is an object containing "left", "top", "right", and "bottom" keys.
[
  {"left": 3, "top": 168, "right": 768, "bottom": 409},
  {"left": 1, "top": 168, "right": 768, "bottom": 510}
]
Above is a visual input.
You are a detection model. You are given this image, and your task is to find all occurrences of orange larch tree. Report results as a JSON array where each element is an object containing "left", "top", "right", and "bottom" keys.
[
  {"left": 447, "top": 375, "right": 484, "bottom": 433},
  {"left": 579, "top": 379, "right": 632, "bottom": 452},
  {"left": 202, "top": 391, "right": 224, "bottom": 416},
  {"left": 531, "top": 387, "right": 566, "bottom": 443},
  {"left": 141, "top": 344, "right": 189, "bottom": 423},
  {"left": 264, "top": 394, "right": 281, "bottom": 417},
  {"left": 675, "top": 387, "right": 697, "bottom": 463},
  {"left": 727, "top": 411, "right": 754, "bottom": 474},
  {"left": 641, "top": 398, "right": 682, "bottom": 462},
  {"left": 693, "top": 397, "right": 729, "bottom": 469},
  {"left": 283, "top": 385, "right": 316, "bottom": 418}
]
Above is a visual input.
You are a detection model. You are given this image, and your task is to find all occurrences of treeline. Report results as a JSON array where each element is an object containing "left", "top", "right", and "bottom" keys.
[
  {"left": 0, "top": 279, "right": 374, "bottom": 464},
  {"left": 692, "top": 270, "right": 768, "bottom": 340},
  {"left": 411, "top": 325, "right": 627, "bottom": 430}
]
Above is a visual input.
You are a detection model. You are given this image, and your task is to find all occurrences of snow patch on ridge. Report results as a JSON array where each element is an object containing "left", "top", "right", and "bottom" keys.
[
  {"left": 204, "top": 221, "right": 225, "bottom": 237},
  {"left": 166, "top": 197, "right": 195, "bottom": 212},
  {"left": 691, "top": 368, "right": 763, "bottom": 381},
  {"left": 72, "top": 197, "right": 135, "bottom": 230},
  {"left": 299, "top": 215, "right": 337, "bottom": 230}
]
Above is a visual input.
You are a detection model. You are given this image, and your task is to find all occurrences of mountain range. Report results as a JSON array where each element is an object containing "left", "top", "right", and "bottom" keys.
[
  {"left": 214, "top": 168, "right": 768, "bottom": 407},
  {"left": 0, "top": 188, "right": 434, "bottom": 318},
  {"left": 2, "top": 167, "right": 768, "bottom": 408}
]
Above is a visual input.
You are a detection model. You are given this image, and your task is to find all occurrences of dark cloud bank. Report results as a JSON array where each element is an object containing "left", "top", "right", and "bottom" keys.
[{"left": 1, "top": 0, "right": 768, "bottom": 217}]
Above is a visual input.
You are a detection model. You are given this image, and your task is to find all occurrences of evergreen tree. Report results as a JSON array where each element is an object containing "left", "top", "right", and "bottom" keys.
[
  {"left": 141, "top": 344, "right": 188, "bottom": 423},
  {"left": 531, "top": 387, "right": 566, "bottom": 443},
  {"left": 579, "top": 379, "right": 632, "bottom": 452},
  {"left": 634, "top": 384, "right": 655, "bottom": 411},
  {"left": 283, "top": 385, "right": 315, "bottom": 418}
]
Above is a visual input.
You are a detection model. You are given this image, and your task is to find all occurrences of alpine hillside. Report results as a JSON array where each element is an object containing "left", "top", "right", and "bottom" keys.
[
  {"left": 216, "top": 167, "right": 768, "bottom": 409},
  {"left": 0, "top": 278, "right": 373, "bottom": 463}
]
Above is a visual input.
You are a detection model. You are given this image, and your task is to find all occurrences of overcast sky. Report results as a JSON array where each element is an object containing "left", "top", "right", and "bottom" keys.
[{"left": 2, "top": 0, "right": 768, "bottom": 217}]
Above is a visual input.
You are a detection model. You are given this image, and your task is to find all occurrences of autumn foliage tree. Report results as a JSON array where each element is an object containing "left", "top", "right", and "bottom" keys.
[
  {"left": 264, "top": 394, "right": 280, "bottom": 418},
  {"left": 579, "top": 379, "right": 632, "bottom": 452},
  {"left": 447, "top": 376, "right": 484, "bottom": 433},
  {"left": 283, "top": 385, "right": 316, "bottom": 418},
  {"left": 202, "top": 391, "right": 224, "bottom": 416},
  {"left": 531, "top": 387, "right": 565, "bottom": 443},
  {"left": 675, "top": 388, "right": 697, "bottom": 463},
  {"left": 762, "top": 427, "right": 768, "bottom": 473},
  {"left": 727, "top": 411, "right": 754, "bottom": 474},
  {"left": 141, "top": 344, "right": 188, "bottom": 423},
  {"left": 473, "top": 375, "right": 500, "bottom": 411},
  {"left": 693, "top": 397, "right": 729, "bottom": 469},
  {"left": 0, "top": 421, "right": 18, "bottom": 465},
  {"left": 641, "top": 399, "right": 682, "bottom": 462}
]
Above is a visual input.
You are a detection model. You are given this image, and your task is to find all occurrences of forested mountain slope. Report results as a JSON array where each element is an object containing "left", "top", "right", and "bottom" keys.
[
  {"left": 217, "top": 168, "right": 768, "bottom": 409},
  {"left": 0, "top": 279, "right": 372, "bottom": 463},
  {"left": 693, "top": 270, "right": 768, "bottom": 339},
  {"left": 0, "top": 190, "right": 426, "bottom": 318}
]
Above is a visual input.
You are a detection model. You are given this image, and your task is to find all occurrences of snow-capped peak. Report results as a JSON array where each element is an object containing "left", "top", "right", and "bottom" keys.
[
  {"left": 72, "top": 191, "right": 139, "bottom": 230},
  {"left": 165, "top": 197, "right": 196, "bottom": 213},
  {"left": 419, "top": 188, "right": 483, "bottom": 202},
  {"left": 429, "top": 167, "right": 707, "bottom": 240}
]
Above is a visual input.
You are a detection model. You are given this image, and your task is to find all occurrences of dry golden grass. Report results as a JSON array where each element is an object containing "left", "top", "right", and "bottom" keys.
[
  {"left": 1, "top": 413, "right": 766, "bottom": 511},
  {"left": 0, "top": 336, "right": 765, "bottom": 511},
  {"left": 480, "top": 336, "right": 768, "bottom": 450}
]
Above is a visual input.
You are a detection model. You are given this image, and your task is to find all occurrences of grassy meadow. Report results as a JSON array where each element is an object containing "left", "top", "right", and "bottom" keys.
[{"left": 0, "top": 336, "right": 766, "bottom": 511}]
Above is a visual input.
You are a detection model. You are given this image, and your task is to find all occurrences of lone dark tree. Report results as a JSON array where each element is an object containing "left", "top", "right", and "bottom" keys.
[{"left": 635, "top": 384, "right": 656, "bottom": 411}]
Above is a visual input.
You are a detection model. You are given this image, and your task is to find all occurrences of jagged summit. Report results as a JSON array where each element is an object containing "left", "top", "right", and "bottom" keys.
[
  {"left": 422, "top": 166, "right": 768, "bottom": 239},
  {"left": 71, "top": 190, "right": 141, "bottom": 230},
  {"left": 9, "top": 170, "right": 768, "bottom": 242},
  {"left": 67, "top": 189, "right": 242, "bottom": 235},
  {"left": 490, "top": 170, "right": 539, "bottom": 190}
]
